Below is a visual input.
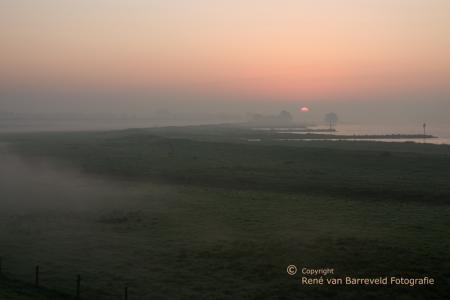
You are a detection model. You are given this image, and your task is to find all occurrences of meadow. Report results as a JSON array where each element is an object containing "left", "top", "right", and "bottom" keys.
[{"left": 0, "top": 125, "right": 449, "bottom": 299}]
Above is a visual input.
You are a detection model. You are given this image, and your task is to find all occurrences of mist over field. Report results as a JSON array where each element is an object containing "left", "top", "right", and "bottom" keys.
[
  {"left": 0, "top": 143, "right": 128, "bottom": 213},
  {"left": 1, "top": 128, "right": 450, "bottom": 299},
  {"left": 1, "top": 1, "right": 449, "bottom": 299}
]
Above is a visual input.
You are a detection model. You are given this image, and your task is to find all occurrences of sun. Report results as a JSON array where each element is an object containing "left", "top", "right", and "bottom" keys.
[{"left": 300, "top": 107, "right": 310, "bottom": 112}]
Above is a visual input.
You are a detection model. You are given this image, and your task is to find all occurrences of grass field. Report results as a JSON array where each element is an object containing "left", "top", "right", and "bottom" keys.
[
  {"left": 0, "top": 125, "right": 449, "bottom": 299},
  {"left": 0, "top": 276, "right": 68, "bottom": 300}
]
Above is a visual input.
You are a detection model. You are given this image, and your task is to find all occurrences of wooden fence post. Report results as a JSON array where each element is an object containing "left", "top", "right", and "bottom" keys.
[
  {"left": 124, "top": 286, "right": 128, "bottom": 300},
  {"left": 35, "top": 265, "right": 40, "bottom": 287},
  {"left": 76, "top": 274, "right": 81, "bottom": 299}
]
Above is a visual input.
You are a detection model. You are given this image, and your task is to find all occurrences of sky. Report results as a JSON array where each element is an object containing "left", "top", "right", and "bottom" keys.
[{"left": 1, "top": 0, "right": 449, "bottom": 121}]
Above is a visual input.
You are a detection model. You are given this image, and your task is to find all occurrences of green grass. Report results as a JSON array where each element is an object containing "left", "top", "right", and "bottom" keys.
[
  {"left": 1, "top": 125, "right": 449, "bottom": 299},
  {"left": 0, "top": 277, "right": 69, "bottom": 300},
  {"left": 1, "top": 186, "right": 448, "bottom": 299},
  {"left": 3, "top": 127, "right": 450, "bottom": 203}
]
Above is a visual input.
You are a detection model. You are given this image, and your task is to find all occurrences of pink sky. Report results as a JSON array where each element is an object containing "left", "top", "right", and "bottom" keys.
[{"left": 1, "top": 0, "right": 449, "bottom": 101}]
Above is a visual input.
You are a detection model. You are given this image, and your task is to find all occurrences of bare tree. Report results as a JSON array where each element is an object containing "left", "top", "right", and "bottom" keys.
[{"left": 324, "top": 113, "right": 338, "bottom": 130}]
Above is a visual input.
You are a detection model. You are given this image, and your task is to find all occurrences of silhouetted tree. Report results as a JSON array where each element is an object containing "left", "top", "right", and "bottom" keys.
[
  {"left": 324, "top": 113, "right": 338, "bottom": 130},
  {"left": 279, "top": 110, "right": 293, "bottom": 122}
]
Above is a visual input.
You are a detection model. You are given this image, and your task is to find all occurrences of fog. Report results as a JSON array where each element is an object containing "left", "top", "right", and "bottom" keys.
[
  {"left": 1, "top": 86, "right": 449, "bottom": 132},
  {"left": 0, "top": 143, "right": 142, "bottom": 214},
  {"left": 1, "top": 0, "right": 449, "bottom": 130}
]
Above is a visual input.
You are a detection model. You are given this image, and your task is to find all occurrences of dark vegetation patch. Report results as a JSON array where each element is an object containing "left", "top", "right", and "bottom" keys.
[
  {"left": 0, "top": 277, "right": 69, "bottom": 300},
  {"left": 3, "top": 127, "right": 450, "bottom": 204},
  {"left": 97, "top": 210, "right": 143, "bottom": 225}
]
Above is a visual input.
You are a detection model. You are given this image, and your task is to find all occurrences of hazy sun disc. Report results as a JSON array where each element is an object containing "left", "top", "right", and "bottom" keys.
[{"left": 300, "top": 107, "right": 310, "bottom": 112}]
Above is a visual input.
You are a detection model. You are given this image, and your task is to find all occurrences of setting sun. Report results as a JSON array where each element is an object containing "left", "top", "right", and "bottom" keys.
[{"left": 300, "top": 107, "right": 310, "bottom": 112}]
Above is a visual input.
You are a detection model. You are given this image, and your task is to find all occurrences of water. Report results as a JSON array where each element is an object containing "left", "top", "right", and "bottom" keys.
[
  {"left": 2, "top": 117, "right": 449, "bottom": 144},
  {"left": 287, "top": 123, "right": 450, "bottom": 145}
]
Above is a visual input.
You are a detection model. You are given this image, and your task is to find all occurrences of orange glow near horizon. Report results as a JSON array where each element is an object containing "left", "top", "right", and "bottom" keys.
[{"left": 1, "top": 1, "right": 449, "bottom": 100}]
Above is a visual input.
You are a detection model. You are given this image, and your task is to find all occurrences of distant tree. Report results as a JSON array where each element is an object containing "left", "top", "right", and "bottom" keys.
[
  {"left": 324, "top": 112, "right": 338, "bottom": 130},
  {"left": 279, "top": 110, "right": 293, "bottom": 122}
]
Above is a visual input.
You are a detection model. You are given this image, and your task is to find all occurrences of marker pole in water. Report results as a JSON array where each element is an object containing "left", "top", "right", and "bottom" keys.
[{"left": 423, "top": 123, "right": 426, "bottom": 143}]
